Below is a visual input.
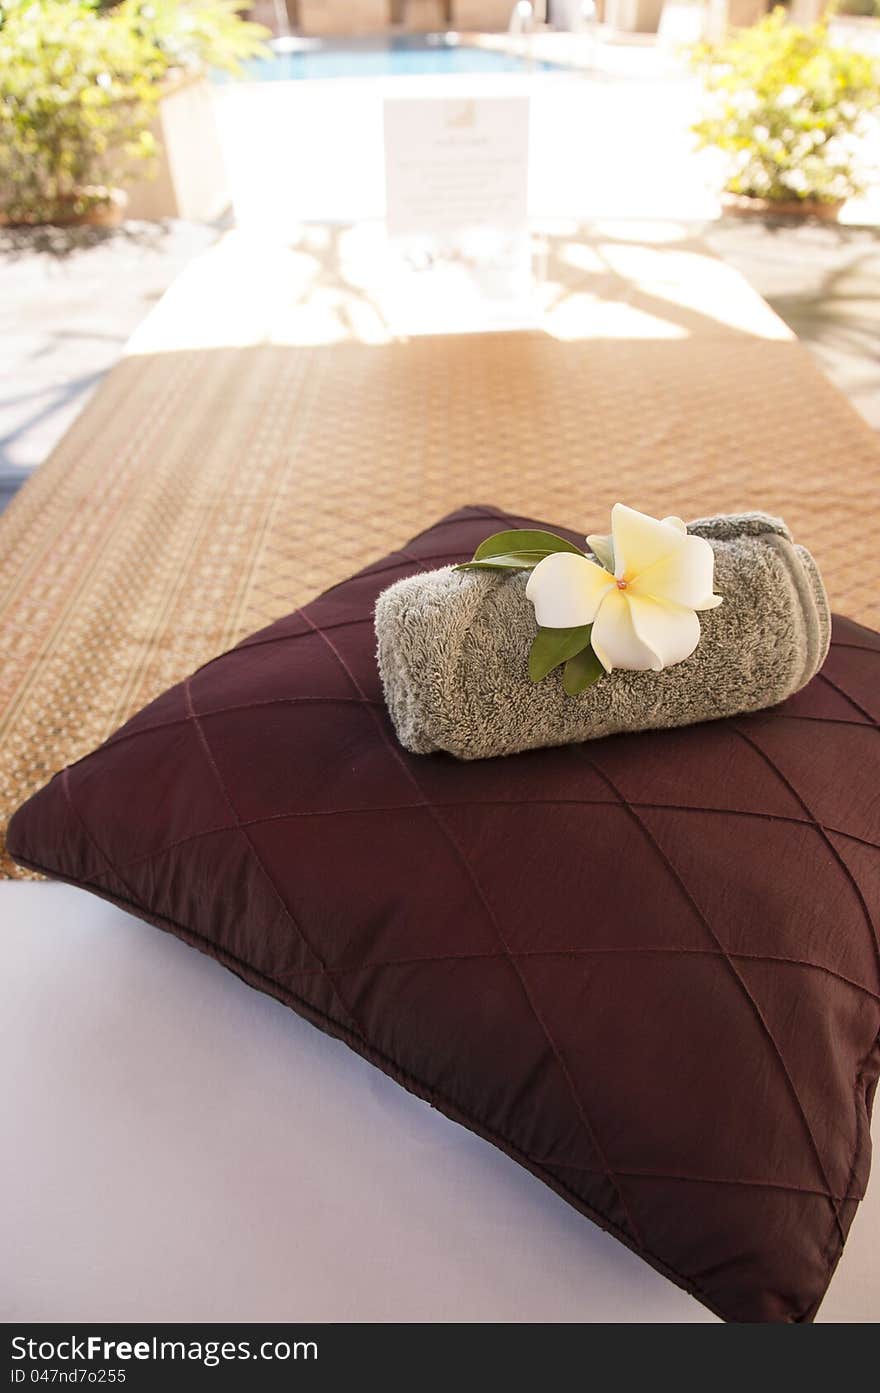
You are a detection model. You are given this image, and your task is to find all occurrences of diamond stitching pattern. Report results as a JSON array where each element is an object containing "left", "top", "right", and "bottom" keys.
[
  {"left": 577, "top": 745, "right": 847, "bottom": 1246},
  {"left": 732, "top": 723, "right": 880, "bottom": 981},
  {"left": 183, "top": 676, "right": 366, "bottom": 1041},
  {"left": 297, "top": 598, "right": 648, "bottom": 1250},
  {"left": 79, "top": 800, "right": 880, "bottom": 883},
  {"left": 10, "top": 505, "right": 880, "bottom": 1324}
]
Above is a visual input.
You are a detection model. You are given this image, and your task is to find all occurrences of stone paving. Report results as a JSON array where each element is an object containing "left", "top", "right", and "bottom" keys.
[
  {"left": 0, "top": 220, "right": 218, "bottom": 512},
  {"left": 705, "top": 220, "right": 880, "bottom": 432}
]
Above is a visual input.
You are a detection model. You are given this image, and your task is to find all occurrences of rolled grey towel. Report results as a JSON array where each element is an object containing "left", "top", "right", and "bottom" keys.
[{"left": 374, "top": 513, "right": 830, "bottom": 760}]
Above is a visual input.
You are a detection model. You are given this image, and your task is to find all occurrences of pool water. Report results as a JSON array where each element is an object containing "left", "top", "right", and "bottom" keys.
[{"left": 227, "top": 35, "right": 565, "bottom": 83}]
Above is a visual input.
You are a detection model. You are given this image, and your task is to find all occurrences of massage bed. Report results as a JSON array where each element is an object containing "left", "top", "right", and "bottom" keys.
[{"left": 2, "top": 224, "right": 879, "bottom": 1321}]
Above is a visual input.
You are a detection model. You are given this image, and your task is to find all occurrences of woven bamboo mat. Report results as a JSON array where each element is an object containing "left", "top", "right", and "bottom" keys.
[{"left": 2, "top": 224, "right": 879, "bottom": 877}]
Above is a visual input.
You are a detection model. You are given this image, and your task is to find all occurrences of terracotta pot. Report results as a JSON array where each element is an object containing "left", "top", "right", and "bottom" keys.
[
  {"left": 0, "top": 187, "right": 128, "bottom": 229},
  {"left": 721, "top": 192, "right": 844, "bottom": 222}
]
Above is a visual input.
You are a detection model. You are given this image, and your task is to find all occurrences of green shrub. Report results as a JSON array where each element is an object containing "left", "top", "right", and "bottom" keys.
[
  {"left": 0, "top": 0, "right": 268, "bottom": 225},
  {"left": 100, "top": 0, "right": 270, "bottom": 76},
  {"left": 691, "top": 8, "right": 879, "bottom": 205}
]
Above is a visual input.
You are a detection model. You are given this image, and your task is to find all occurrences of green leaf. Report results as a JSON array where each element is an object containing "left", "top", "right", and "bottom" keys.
[
  {"left": 473, "top": 529, "right": 584, "bottom": 562},
  {"left": 454, "top": 550, "right": 554, "bottom": 573},
  {"left": 563, "top": 645, "right": 605, "bottom": 696},
  {"left": 528, "top": 625, "right": 593, "bottom": 683}
]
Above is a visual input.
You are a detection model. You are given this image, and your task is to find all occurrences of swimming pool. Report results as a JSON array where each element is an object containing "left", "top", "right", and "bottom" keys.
[{"left": 226, "top": 34, "right": 566, "bottom": 83}]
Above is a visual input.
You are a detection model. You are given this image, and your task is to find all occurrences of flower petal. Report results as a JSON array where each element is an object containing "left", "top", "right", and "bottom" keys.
[
  {"left": 627, "top": 593, "right": 701, "bottom": 669},
  {"left": 610, "top": 503, "right": 685, "bottom": 581},
  {"left": 590, "top": 589, "right": 661, "bottom": 672},
  {"left": 525, "top": 553, "right": 615, "bottom": 629},
  {"left": 585, "top": 531, "right": 615, "bottom": 573},
  {"left": 661, "top": 515, "right": 687, "bottom": 533},
  {"left": 628, "top": 532, "right": 722, "bottom": 611}
]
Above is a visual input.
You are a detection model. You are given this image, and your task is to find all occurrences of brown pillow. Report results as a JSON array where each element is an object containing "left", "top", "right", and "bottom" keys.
[{"left": 8, "top": 506, "right": 880, "bottom": 1323}]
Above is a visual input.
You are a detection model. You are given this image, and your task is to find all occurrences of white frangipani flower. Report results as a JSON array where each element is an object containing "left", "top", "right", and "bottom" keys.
[{"left": 525, "top": 504, "right": 722, "bottom": 674}]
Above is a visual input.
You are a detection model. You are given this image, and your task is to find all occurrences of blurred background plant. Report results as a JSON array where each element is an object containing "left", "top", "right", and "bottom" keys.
[
  {"left": 691, "top": 7, "right": 880, "bottom": 209},
  {"left": 100, "top": 0, "right": 269, "bottom": 74},
  {"left": 0, "top": 1, "right": 268, "bottom": 226}
]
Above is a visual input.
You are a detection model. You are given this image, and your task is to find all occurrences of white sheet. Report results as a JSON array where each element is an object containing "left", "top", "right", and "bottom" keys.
[{"left": 2, "top": 883, "right": 877, "bottom": 1323}]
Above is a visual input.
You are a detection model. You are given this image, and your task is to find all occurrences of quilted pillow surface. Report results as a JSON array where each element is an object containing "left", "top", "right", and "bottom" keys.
[{"left": 9, "top": 506, "right": 880, "bottom": 1324}]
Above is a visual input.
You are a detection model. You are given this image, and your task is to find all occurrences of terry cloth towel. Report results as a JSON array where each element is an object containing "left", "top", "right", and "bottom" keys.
[{"left": 374, "top": 513, "right": 830, "bottom": 760}]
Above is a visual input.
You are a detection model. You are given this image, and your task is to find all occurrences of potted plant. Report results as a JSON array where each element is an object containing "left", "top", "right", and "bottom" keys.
[
  {"left": 0, "top": 0, "right": 267, "bottom": 228},
  {"left": 690, "top": 7, "right": 879, "bottom": 219}
]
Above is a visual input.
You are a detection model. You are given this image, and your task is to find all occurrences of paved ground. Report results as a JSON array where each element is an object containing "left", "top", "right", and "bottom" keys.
[
  {"left": 705, "top": 220, "right": 880, "bottom": 432},
  {"left": 0, "top": 220, "right": 219, "bottom": 511},
  {"left": 1, "top": 215, "right": 877, "bottom": 514}
]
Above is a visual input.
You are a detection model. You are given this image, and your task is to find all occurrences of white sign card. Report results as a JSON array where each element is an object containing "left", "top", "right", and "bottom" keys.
[
  {"left": 382, "top": 96, "right": 532, "bottom": 332},
  {"left": 383, "top": 96, "right": 530, "bottom": 238}
]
